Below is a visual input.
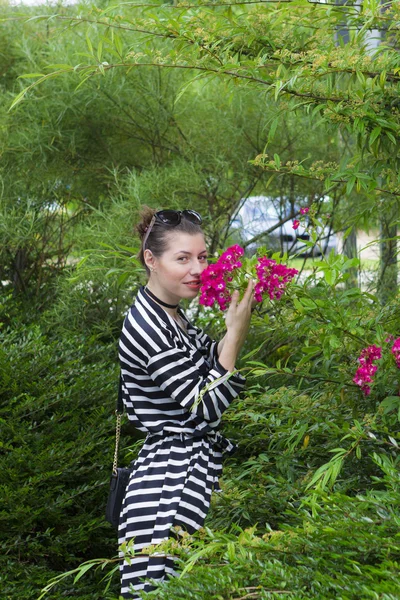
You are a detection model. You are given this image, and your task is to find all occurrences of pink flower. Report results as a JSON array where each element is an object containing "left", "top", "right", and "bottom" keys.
[
  {"left": 359, "top": 345, "right": 382, "bottom": 365},
  {"left": 200, "top": 244, "right": 297, "bottom": 310},
  {"left": 199, "top": 245, "right": 244, "bottom": 310},
  {"left": 391, "top": 338, "right": 400, "bottom": 368},
  {"left": 300, "top": 207, "right": 309, "bottom": 215},
  {"left": 353, "top": 344, "right": 382, "bottom": 395},
  {"left": 391, "top": 338, "right": 400, "bottom": 353},
  {"left": 292, "top": 220, "right": 300, "bottom": 230},
  {"left": 255, "top": 258, "right": 298, "bottom": 302},
  {"left": 353, "top": 364, "right": 377, "bottom": 385}
]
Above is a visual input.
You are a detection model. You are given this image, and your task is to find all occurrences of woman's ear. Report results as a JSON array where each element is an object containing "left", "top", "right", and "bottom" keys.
[{"left": 144, "top": 249, "right": 157, "bottom": 272}]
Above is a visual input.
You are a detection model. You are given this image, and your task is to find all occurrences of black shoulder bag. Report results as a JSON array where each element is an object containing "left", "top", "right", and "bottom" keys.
[{"left": 105, "top": 375, "right": 132, "bottom": 529}]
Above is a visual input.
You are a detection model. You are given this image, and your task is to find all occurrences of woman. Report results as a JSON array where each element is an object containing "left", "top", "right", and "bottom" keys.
[{"left": 118, "top": 207, "right": 254, "bottom": 598}]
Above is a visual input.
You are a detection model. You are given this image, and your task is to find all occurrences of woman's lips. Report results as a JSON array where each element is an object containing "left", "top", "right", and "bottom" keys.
[{"left": 184, "top": 281, "right": 201, "bottom": 288}]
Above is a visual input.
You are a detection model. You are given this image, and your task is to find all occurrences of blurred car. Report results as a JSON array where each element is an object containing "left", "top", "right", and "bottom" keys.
[{"left": 232, "top": 196, "right": 337, "bottom": 257}]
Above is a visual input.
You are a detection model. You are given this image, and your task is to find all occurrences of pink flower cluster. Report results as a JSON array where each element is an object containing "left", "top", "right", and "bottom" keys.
[
  {"left": 200, "top": 245, "right": 298, "bottom": 310},
  {"left": 391, "top": 338, "right": 400, "bottom": 368},
  {"left": 199, "top": 245, "right": 244, "bottom": 310},
  {"left": 353, "top": 344, "right": 382, "bottom": 396},
  {"left": 254, "top": 258, "right": 298, "bottom": 302}
]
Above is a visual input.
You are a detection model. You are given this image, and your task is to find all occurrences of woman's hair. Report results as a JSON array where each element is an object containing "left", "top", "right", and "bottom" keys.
[{"left": 136, "top": 206, "right": 203, "bottom": 276}]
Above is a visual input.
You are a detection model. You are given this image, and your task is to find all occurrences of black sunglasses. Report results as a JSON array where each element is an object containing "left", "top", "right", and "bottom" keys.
[{"left": 143, "top": 210, "right": 202, "bottom": 250}]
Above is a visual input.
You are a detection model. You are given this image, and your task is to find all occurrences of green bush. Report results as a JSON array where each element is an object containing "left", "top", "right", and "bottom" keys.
[
  {"left": 138, "top": 465, "right": 400, "bottom": 600},
  {"left": 0, "top": 319, "right": 142, "bottom": 597}
]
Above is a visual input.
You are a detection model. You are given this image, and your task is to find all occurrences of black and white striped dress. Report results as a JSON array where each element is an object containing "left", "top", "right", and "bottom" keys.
[{"left": 118, "top": 286, "right": 246, "bottom": 598}]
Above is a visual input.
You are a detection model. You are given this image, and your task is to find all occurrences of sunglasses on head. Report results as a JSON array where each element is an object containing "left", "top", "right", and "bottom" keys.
[{"left": 142, "top": 209, "right": 202, "bottom": 250}]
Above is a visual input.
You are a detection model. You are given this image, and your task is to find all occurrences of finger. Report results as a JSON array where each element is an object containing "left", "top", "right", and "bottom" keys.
[
  {"left": 227, "top": 289, "right": 240, "bottom": 312},
  {"left": 243, "top": 279, "right": 255, "bottom": 303}
]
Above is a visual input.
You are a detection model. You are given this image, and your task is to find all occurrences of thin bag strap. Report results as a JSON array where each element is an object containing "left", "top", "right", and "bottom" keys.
[
  {"left": 117, "top": 373, "right": 124, "bottom": 413},
  {"left": 112, "top": 374, "right": 124, "bottom": 475}
]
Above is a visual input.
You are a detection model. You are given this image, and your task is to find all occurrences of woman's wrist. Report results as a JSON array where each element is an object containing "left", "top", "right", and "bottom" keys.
[
  {"left": 218, "top": 331, "right": 243, "bottom": 372},
  {"left": 217, "top": 332, "right": 229, "bottom": 356},
  {"left": 224, "top": 330, "right": 242, "bottom": 346}
]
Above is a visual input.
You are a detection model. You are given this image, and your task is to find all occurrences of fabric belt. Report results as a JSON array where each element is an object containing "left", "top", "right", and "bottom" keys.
[{"left": 145, "top": 428, "right": 237, "bottom": 456}]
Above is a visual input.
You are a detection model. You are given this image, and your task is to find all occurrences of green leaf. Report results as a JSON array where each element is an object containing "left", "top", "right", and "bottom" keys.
[
  {"left": 386, "top": 130, "right": 396, "bottom": 145},
  {"left": 301, "top": 345, "right": 322, "bottom": 354},
  {"left": 18, "top": 73, "right": 45, "bottom": 79},
  {"left": 10, "top": 68, "right": 73, "bottom": 111},
  {"left": 9, "top": 87, "right": 30, "bottom": 110},
  {"left": 293, "top": 298, "right": 304, "bottom": 313},
  {"left": 341, "top": 258, "right": 360, "bottom": 271},
  {"left": 274, "top": 80, "right": 283, "bottom": 101},
  {"left": 305, "top": 462, "right": 330, "bottom": 490},
  {"left": 300, "top": 297, "right": 316, "bottom": 309},
  {"left": 45, "top": 64, "right": 73, "bottom": 70},
  {"left": 251, "top": 369, "right": 268, "bottom": 376},
  {"left": 227, "top": 541, "right": 236, "bottom": 562},
  {"left": 380, "top": 396, "right": 400, "bottom": 415},
  {"left": 86, "top": 32, "right": 94, "bottom": 55},
  {"left": 247, "top": 361, "right": 269, "bottom": 367},
  {"left": 369, "top": 126, "right": 381, "bottom": 146},
  {"left": 268, "top": 118, "right": 278, "bottom": 142},
  {"left": 73, "top": 561, "right": 96, "bottom": 583},
  {"left": 328, "top": 336, "right": 341, "bottom": 349},
  {"left": 114, "top": 34, "right": 123, "bottom": 58},
  {"left": 97, "top": 41, "right": 103, "bottom": 62},
  {"left": 25, "top": 15, "right": 50, "bottom": 22},
  {"left": 76, "top": 255, "right": 89, "bottom": 269},
  {"left": 75, "top": 74, "right": 93, "bottom": 91},
  {"left": 242, "top": 344, "right": 265, "bottom": 360},
  {"left": 324, "top": 269, "right": 337, "bottom": 286},
  {"left": 342, "top": 226, "right": 353, "bottom": 243},
  {"left": 116, "top": 244, "right": 139, "bottom": 254},
  {"left": 346, "top": 176, "right": 356, "bottom": 195},
  {"left": 117, "top": 272, "right": 130, "bottom": 286}
]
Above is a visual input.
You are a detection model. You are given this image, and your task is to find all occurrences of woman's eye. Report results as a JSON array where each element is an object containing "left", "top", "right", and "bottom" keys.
[{"left": 177, "top": 256, "right": 207, "bottom": 262}]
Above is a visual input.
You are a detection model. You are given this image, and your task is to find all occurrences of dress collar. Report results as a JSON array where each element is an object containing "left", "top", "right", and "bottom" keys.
[
  {"left": 136, "top": 285, "right": 197, "bottom": 340},
  {"left": 137, "top": 285, "right": 170, "bottom": 325}
]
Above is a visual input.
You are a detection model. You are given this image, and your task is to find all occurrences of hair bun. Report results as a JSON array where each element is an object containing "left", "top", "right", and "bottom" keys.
[{"left": 136, "top": 206, "right": 157, "bottom": 240}]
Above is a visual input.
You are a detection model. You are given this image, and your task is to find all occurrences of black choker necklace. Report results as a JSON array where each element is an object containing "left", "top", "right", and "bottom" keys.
[{"left": 144, "top": 286, "right": 179, "bottom": 309}]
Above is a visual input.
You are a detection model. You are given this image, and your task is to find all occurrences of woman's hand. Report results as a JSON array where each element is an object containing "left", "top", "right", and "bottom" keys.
[
  {"left": 217, "top": 280, "right": 257, "bottom": 372},
  {"left": 224, "top": 279, "right": 255, "bottom": 346}
]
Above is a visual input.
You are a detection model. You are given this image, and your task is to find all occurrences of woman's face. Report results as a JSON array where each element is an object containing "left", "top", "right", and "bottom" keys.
[{"left": 146, "top": 232, "right": 208, "bottom": 302}]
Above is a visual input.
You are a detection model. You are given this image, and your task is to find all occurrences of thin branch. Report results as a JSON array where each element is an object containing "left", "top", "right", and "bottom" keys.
[
  {"left": 256, "top": 165, "right": 400, "bottom": 198},
  {"left": 243, "top": 364, "right": 354, "bottom": 386},
  {"left": 4, "top": 0, "right": 361, "bottom": 14},
  {"left": 74, "top": 61, "right": 346, "bottom": 104},
  {"left": 241, "top": 212, "right": 297, "bottom": 248}
]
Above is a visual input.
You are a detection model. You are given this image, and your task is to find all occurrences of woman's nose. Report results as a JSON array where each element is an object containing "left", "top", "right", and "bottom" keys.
[{"left": 190, "top": 259, "right": 205, "bottom": 274}]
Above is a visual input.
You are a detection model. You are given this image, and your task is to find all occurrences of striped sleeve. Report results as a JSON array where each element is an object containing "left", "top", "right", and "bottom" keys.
[{"left": 146, "top": 340, "right": 245, "bottom": 423}]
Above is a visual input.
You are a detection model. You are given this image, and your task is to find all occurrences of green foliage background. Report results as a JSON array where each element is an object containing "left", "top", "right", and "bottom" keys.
[{"left": 1, "top": 0, "right": 400, "bottom": 599}]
